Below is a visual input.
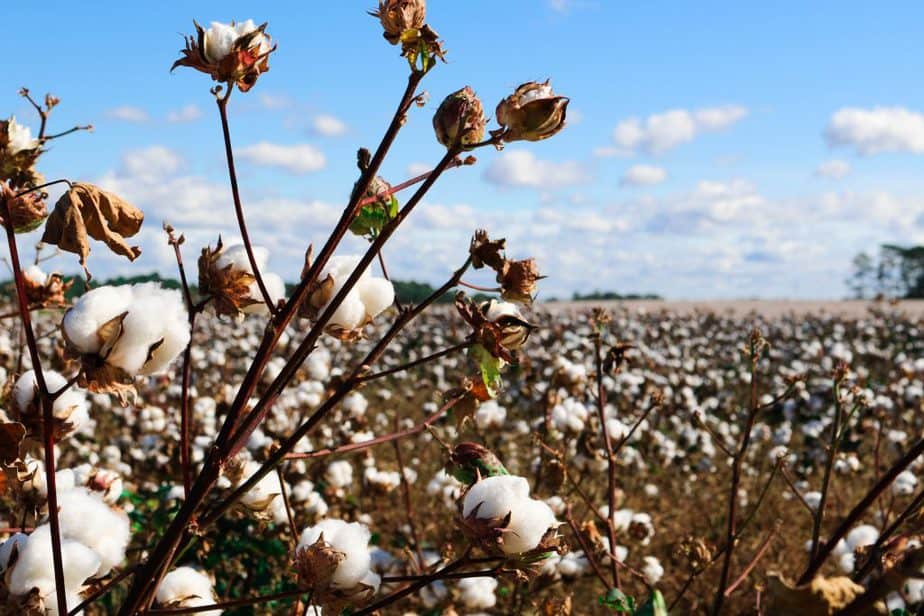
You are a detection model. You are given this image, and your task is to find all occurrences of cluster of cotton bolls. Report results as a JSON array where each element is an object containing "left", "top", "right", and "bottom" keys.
[{"left": 0, "top": 478, "right": 130, "bottom": 613}]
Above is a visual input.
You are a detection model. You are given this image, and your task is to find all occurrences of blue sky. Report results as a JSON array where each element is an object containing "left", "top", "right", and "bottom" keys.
[{"left": 5, "top": 0, "right": 924, "bottom": 299}]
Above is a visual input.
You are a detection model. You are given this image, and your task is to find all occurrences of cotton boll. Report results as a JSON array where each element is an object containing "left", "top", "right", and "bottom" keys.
[
  {"left": 55, "top": 487, "right": 130, "bottom": 576},
  {"left": 483, "top": 300, "right": 523, "bottom": 322},
  {"left": 119, "top": 283, "right": 191, "bottom": 376},
  {"left": 325, "top": 460, "right": 353, "bottom": 489},
  {"left": 8, "top": 525, "right": 101, "bottom": 599},
  {"left": 356, "top": 277, "right": 394, "bottom": 319},
  {"left": 458, "top": 577, "right": 497, "bottom": 609},
  {"left": 462, "top": 475, "right": 531, "bottom": 520},
  {"left": 13, "top": 370, "right": 88, "bottom": 429},
  {"left": 642, "top": 556, "right": 664, "bottom": 585},
  {"left": 846, "top": 525, "right": 879, "bottom": 551},
  {"left": 342, "top": 392, "right": 369, "bottom": 418},
  {"left": 156, "top": 567, "right": 219, "bottom": 615},
  {"left": 503, "top": 497, "right": 557, "bottom": 554},
  {"left": 62, "top": 286, "right": 134, "bottom": 354},
  {"left": 474, "top": 400, "right": 507, "bottom": 430},
  {"left": 237, "top": 461, "right": 282, "bottom": 515},
  {"left": 298, "top": 518, "right": 373, "bottom": 589},
  {"left": 23, "top": 265, "right": 48, "bottom": 286}
]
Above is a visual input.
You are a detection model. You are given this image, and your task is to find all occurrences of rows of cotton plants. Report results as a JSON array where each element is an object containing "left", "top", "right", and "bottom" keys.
[{"left": 0, "top": 296, "right": 921, "bottom": 614}]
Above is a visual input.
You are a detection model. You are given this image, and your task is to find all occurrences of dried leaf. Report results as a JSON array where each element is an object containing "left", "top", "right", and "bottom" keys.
[
  {"left": 41, "top": 182, "right": 143, "bottom": 276},
  {"left": 765, "top": 572, "right": 868, "bottom": 616},
  {"left": 0, "top": 421, "right": 25, "bottom": 465}
]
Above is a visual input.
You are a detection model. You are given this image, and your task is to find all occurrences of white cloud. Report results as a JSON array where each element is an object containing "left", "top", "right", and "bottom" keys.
[
  {"left": 238, "top": 142, "right": 326, "bottom": 174},
  {"left": 312, "top": 114, "right": 347, "bottom": 137},
  {"left": 258, "top": 93, "right": 293, "bottom": 110},
  {"left": 406, "top": 162, "right": 432, "bottom": 177},
  {"left": 815, "top": 159, "right": 851, "bottom": 179},
  {"left": 612, "top": 105, "right": 748, "bottom": 155},
  {"left": 105, "top": 106, "right": 149, "bottom": 123},
  {"left": 549, "top": 0, "right": 571, "bottom": 12},
  {"left": 621, "top": 164, "right": 667, "bottom": 186},
  {"left": 825, "top": 107, "right": 924, "bottom": 155},
  {"left": 483, "top": 150, "right": 589, "bottom": 189},
  {"left": 118, "top": 146, "right": 182, "bottom": 183},
  {"left": 166, "top": 104, "right": 202, "bottom": 124}
]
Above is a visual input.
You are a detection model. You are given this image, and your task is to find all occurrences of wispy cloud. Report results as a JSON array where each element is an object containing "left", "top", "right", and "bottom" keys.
[
  {"left": 311, "top": 114, "right": 347, "bottom": 137},
  {"left": 814, "top": 159, "right": 851, "bottom": 179},
  {"left": 166, "top": 104, "right": 202, "bottom": 124},
  {"left": 238, "top": 142, "right": 326, "bottom": 174},
  {"left": 621, "top": 164, "right": 667, "bottom": 187},
  {"left": 483, "top": 150, "right": 589, "bottom": 189},
  {"left": 105, "top": 106, "right": 149, "bottom": 123},
  {"left": 607, "top": 105, "right": 748, "bottom": 155}
]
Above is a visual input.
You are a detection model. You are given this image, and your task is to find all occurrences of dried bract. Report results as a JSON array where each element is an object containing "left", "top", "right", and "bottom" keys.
[
  {"left": 493, "top": 80, "right": 569, "bottom": 144},
  {"left": 171, "top": 20, "right": 275, "bottom": 92}
]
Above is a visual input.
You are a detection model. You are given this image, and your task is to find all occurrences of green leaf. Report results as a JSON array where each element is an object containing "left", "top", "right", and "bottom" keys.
[
  {"left": 637, "top": 590, "right": 668, "bottom": 616},
  {"left": 599, "top": 588, "right": 636, "bottom": 613},
  {"left": 470, "top": 343, "right": 504, "bottom": 397}
]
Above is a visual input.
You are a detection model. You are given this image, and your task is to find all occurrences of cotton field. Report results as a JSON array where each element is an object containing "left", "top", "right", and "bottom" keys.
[{"left": 0, "top": 298, "right": 922, "bottom": 614}]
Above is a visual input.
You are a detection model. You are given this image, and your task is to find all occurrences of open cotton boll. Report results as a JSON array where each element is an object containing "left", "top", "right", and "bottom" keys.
[
  {"left": 325, "top": 460, "right": 354, "bottom": 489},
  {"left": 642, "top": 556, "right": 664, "bottom": 585},
  {"left": 23, "top": 265, "right": 48, "bottom": 286},
  {"left": 237, "top": 460, "right": 283, "bottom": 515},
  {"left": 64, "top": 284, "right": 190, "bottom": 377},
  {"left": 62, "top": 286, "right": 134, "bottom": 355},
  {"left": 462, "top": 475, "right": 531, "bottom": 520},
  {"left": 13, "top": 369, "right": 88, "bottom": 425},
  {"left": 298, "top": 518, "right": 373, "bottom": 589},
  {"left": 502, "top": 497, "right": 557, "bottom": 554},
  {"left": 55, "top": 487, "right": 130, "bottom": 576},
  {"left": 474, "top": 400, "right": 507, "bottom": 430},
  {"left": 458, "top": 577, "right": 498, "bottom": 609},
  {"left": 483, "top": 299, "right": 523, "bottom": 323},
  {"left": 214, "top": 244, "right": 286, "bottom": 314},
  {"left": 356, "top": 277, "right": 394, "bottom": 319},
  {"left": 846, "top": 524, "right": 879, "bottom": 551},
  {"left": 156, "top": 566, "right": 220, "bottom": 615},
  {"left": 8, "top": 525, "right": 101, "bottom": 599}
]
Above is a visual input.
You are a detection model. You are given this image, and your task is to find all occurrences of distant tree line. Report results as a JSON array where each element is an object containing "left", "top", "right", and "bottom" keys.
[{"left": 848, "top": 244, "right": 924, "bottom": 299}]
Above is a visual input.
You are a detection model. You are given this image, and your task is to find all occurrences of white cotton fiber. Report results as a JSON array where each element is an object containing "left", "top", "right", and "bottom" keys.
[
  {"left": 462, "top": 475, "right": 530, "bottom": 520},
  {"left": 298, "top": 518, "right": 373, "bottom": 589},
  {"left": 64, "top": 283, "right": 190, "bottom": 377},
  {"left": 62, "top": 285, "right": 134, "bottom": 354},
  {"left": 8, "top": 524, "right": 101, "bottom": 598},
  {"left": 13, "top": 369, "right": 88, "bottom": 427},
  {"left": 157, "top": 566, "right": 220, "bottom": 615},
  {"left": 55, "top": 487, "right": 130, "bottom": 576},
  {"left": 462, "top": 474, "right": 558, "bottom": 555}
]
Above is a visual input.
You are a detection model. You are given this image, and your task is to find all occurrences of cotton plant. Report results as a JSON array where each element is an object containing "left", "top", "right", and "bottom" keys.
[
  {"left": 294, "top": 518, "right": 380, "bottom": 606},
  {"left": 11, "top": 369, "right": 89, "bottom": 440},
  {"left": 460, "top": 474, "right": 561, "bottom": 557},
  {"left": 61, "top": 283, "right": 190, "bottom": 400},
  {"left": 155, "top": 567, "right": 221, "bottom": 615},
  {"left": 198, "top": 240, "right": 286, "bottom": 318},
  {"left": 1, "top": 483, "right": 131, "bottom": 614},
  {"left": 300, "top": 255, "right": 395, "bottom": 340}
]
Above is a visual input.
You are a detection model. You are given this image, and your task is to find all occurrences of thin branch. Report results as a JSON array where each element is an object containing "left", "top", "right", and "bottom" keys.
[
  {"left": 592, "top": 330, "right": 620, "bottom": 589},
  {"left": 723, "top": 522, "right": 780, "bottom": 598},
  {"left": 357, "top": 341, "right": 472, "bottom": 383},
  {"left": 215, "top": 90, "right": 277, "bottom": 314},
  {"left": 148, "top": 587, "right": 306, "bottom": 614}
]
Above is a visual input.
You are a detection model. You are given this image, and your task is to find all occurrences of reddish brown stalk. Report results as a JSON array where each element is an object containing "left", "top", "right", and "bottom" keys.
[
  {"left": 167, "top": 227, "right": 197, "bottom": 498},
  {"left": 284, "top": 394, "right": 463, "bottom": 460},
  {"left": 147, "top": 587, "right": 306, "bottom": 614},
  {"left": 215, "top": 88, "right": 276, "bottom": 314},
  {"left": 357, "top": 341, "right": 472, "bottom": 383},
  {"left": 0, "top": 202, "right": 67, "bottom": 616},
  {"left": 798, "top": 435, "right": 924, "bottom": 584},
  {"left": 564, "top": 506, "right": 611, "bottom": 588},
  {"left": 809, "top": 377, "right": 845, "bottom": 562},
  {"left": 276, "top": 465, "right": 299, "bottom": 545},
  {"left": 712, "top": 337, "right": 762, "bottom": 616},
  {"left": 67, "top": 567, "right": 137, "bottom": 616},
  {"left": 723, "top": 522, "right": 780, "bottom": 598},
  {"left": 392, "top": 416, "right": 423, "bottom": 565},
  {"left": 355, "top": 161, "right": 462, "bottom": 209},
  {"left": 593, "top": 332, "right": 620, "bottom": 590},
  {"left": 458, "top": 279, "right": 501, "bottom": 293},
  {"left": 118, "top": 72, "right": 430, "bottom": 615}
]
